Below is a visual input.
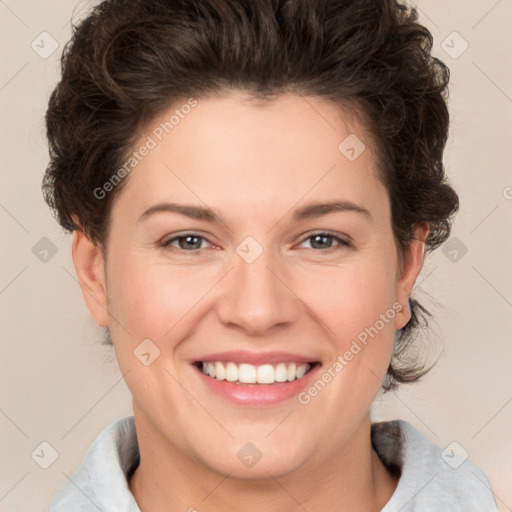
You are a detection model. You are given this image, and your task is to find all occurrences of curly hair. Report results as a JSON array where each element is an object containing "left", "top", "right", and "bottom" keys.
[{"left": 43, "top": 0, "right": 459, "bottom": 392}]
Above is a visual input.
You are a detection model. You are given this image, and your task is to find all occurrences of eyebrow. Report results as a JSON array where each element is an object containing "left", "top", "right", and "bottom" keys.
[
  {"left": 291, "top": 200, "right": 372, "bottom": 222},
  {"left": 138, "top": 200, "right": 372, "bottom": 224}
]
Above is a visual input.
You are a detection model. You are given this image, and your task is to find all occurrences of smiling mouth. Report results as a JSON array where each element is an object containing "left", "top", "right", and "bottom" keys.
[{"left": 194, "top": 361, "right": 319, "bottom": 385}]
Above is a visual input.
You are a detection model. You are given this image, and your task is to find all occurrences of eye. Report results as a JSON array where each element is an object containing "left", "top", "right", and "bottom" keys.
[
  {"left": 299, "top": 232, "right": 350, "bottom": 251},
  {"left": 161, "top": 233, "right": 211, "bottom": 251},
  {"left": 160, "top": 231, "right": 350, "bottom": 254}
]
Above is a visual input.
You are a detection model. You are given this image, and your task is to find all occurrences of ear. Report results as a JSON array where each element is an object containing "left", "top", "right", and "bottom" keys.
[
  {"left": 394, "top": 223, "right": 429, "bottom": 330},
  {"left": 71, "top": 228, "right": 109, "bottom": 327}
]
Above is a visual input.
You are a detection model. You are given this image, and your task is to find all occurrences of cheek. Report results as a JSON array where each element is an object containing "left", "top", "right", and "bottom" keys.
[
  {"left": 105, "top": 256, "right": 225, "bottom": 381},
  {"left": 295, "top": 254, "right": 399, "bottom": 401},
  {"left": 298, "top": 257, "right": 398, "bottom": 340},
  {"left": 291, "top": 258, "right": 399, "bottom": 438},
  {"left": 104, "top": 258, "right": 196, "bottom": 402},
  {"left": 107, "top": 255, "right": 197, "bottom": 336}
]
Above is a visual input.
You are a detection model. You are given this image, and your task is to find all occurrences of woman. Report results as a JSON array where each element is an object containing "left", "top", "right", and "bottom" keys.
[{"left": 44, "top": 0, "right": 499, "bottom": 510}]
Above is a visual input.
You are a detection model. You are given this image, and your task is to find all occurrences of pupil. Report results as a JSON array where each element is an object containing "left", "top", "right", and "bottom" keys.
[
  {"left": 180, "top": 236, "right": 201, "bottom": 250},
  {"left": 312, "top": 235, "right": 330, "bottom": 249}
]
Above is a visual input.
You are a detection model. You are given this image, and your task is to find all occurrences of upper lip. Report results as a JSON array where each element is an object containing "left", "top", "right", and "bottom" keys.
[{"left": 194, "top": 351, "right": 319, "bottom": 365}]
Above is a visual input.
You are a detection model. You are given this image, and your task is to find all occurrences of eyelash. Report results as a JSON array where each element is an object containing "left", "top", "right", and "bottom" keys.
[{"left": 160, "top": 231, "right": 351, "bottom": 253}]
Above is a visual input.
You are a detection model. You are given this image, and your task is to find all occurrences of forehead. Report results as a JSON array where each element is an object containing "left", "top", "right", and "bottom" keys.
[{"left": 114, "top": 92, "right": 387, "bottom": 222}]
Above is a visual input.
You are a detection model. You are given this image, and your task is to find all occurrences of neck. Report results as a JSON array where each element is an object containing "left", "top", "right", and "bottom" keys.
[{"left": 129, "top": 407, "right": 399, "bottom": 512}]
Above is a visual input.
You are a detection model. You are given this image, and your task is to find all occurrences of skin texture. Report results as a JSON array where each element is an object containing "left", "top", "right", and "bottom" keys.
[{"left": 72, "top": 91, "right": 428, "bottom": 511}]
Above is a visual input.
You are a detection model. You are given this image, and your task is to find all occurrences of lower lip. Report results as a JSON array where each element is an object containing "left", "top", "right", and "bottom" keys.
[{"left": 193, "top": 363, "right": 321, "bottom": 406}]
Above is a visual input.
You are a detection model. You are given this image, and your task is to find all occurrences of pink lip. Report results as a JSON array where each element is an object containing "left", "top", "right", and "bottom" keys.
[
  {"left": 192, "top": 360, "right": 322, "bottom": 407},
  {"left": 194, "top": 350, "right": 317, "bottom": 365}
]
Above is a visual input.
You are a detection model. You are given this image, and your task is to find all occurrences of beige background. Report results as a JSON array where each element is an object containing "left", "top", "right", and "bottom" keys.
[{"left": 1, "top": 1, "right": 511, "bottom": 510}]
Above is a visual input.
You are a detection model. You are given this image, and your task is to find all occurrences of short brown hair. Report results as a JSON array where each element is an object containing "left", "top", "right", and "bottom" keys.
[{"left": 43, "top": 0, "right": 459, "bottom": 392}]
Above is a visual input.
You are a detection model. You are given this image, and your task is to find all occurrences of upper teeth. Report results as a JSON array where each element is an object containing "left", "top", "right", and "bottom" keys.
[{"left": 201, "top": 362, "right": 311, "bottom": 384}]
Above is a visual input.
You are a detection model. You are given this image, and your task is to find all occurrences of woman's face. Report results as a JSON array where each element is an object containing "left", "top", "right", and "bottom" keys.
[{"left": 77, "top": 92, "right": 424, "bottom": 478}]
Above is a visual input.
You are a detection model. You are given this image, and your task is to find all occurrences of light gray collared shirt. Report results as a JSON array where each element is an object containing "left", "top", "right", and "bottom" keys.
[{"left": 49, "top": 415, "right": 499, "bottom": 511}]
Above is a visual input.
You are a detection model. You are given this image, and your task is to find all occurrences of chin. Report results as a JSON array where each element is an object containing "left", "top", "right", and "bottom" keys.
[{"left": 197, "top": 438, "right": 312, "bottom": 480}]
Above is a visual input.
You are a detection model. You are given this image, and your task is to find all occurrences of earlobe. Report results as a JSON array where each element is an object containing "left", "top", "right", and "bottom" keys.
[
  {"left": 71, "top": 229, "right": 109, "bottom": 328},
  {"left": 394, "top": 223, "right": 429, "bottom": 330}
]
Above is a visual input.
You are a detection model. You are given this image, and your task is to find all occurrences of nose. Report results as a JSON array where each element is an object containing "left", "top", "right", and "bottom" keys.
[{"left": 216, "top": 246, "right": 301, "bottom": 336}]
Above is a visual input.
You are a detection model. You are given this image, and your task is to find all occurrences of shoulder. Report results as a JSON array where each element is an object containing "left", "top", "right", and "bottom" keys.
[
  {"left": 372, "top": 419, "right": 499, "bottom": 512},
  {"left": 49, "top": 416, "right": 140, "bottom": 512}
]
